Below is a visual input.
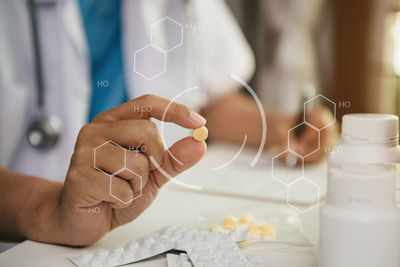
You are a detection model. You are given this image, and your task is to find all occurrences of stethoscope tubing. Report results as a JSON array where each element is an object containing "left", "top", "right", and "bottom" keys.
[
  {"left": 26, "top": 0, "right": 62, "bottom": 150},
  {"left": 27, "top": 0, "right": 45, "bottom": 110}
]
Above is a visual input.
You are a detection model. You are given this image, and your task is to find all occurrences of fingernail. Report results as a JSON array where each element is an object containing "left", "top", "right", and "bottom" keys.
[{"left": 189, "top": 111, "right": 206, "bottom": 126}]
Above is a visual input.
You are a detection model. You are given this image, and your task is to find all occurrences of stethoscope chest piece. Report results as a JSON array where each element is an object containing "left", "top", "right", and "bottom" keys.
[
  {"left": 26, "top": 0, "right": 62, "bottom": 150},
  {"left": 27, "top": 113, "right": 62, "bottom": 150}
]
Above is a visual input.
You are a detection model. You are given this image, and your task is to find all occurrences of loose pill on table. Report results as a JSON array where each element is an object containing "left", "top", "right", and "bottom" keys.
[
  {"left": 261, "top": 224, "right": 276, "bottom": 237},
  {"left": 247, "top": 224, "right": 261, "bottom": 231},
  {"left": 239, "top": 216, "right": 249, "bottom": 224},
  {"left": 192, "top": 126, "right": 208, "bottom": 141},
  {"left": 223, "top": 216, "right": 236, "bottom": 226},
  {"left": 250, "top": 229, "right": 262, "bottom": 237},
  {"left": 222, "top": 224, "right": 235, "bottom": 231}
]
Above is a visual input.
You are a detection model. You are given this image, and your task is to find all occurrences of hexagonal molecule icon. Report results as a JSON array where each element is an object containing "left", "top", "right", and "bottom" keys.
[
  {"left": 110, "top": 168, "right": 143, "bottom": 204},
  {"left": 304, "top": 95, "right": 336, "bottom": 130},
  {"left": 287, "top": 177, "right": 320, "bottom": 214},
  {"left": 288, "top": 122, "right": 320, "bottom": 158},
  {"left": 134, "top": 44, "right": 166, "bottom": 80},
  {"left": 271, "top": 150, "right": 304, "bottom": 185},
  {"left": 151, "top": 16, "right": 183, "bottom": 53},
  {"left": 94, "top": 140, "right": 126, "bottom": 175}
]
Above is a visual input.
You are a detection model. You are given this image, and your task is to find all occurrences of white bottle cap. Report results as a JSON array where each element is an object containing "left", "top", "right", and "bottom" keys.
[{"left": 342, "top": 114, "right": 399, "bottom": 139}]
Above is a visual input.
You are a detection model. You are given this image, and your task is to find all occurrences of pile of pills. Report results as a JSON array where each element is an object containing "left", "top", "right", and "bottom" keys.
[
  {"left": 68, "top": 225, "right": 251, "bottom": 267},
  {"left": 209, "top": 214, "right": 276, "bottom": 242}
]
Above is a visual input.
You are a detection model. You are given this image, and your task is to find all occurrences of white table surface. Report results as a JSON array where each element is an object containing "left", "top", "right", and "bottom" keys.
[{"left": 0, "top": 144, "right": 323, "bottom": 267}]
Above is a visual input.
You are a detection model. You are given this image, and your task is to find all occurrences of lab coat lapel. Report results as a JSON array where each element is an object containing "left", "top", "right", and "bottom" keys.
[
  {"left": 59, "top": 0, "right": 90, "bottom": 122},
  {"left": 61, "top": 0, "right": 88, "bottom": 62},
  {"left": 121, "top": 0, "right": 168, "bottom": 100}
]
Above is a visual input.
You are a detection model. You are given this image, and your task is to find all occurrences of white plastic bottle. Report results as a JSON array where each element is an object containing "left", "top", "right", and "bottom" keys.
[{"left": 319, "top": 114, "right": 400, "bottom": 267}]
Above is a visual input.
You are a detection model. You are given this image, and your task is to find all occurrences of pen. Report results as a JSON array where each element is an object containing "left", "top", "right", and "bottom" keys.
[
  {"left": 286, "top": 84, "right": 316, "bottom": 167},
  {"left": 294, "top": 84, "right": 316, "bottom": 138}
]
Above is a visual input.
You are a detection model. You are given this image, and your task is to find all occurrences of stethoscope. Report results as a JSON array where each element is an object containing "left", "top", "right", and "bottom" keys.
[
  {"left": 24, "top": 0, "right": 193, "bottom": 150},
  {"left": 26, "top": 0, "right": 62, "bottom": 150}
]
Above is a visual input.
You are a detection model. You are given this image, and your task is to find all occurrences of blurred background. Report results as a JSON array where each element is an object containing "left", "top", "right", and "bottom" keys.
[{"left": 226, "top": 0, "right": 400, "bottom": 120}]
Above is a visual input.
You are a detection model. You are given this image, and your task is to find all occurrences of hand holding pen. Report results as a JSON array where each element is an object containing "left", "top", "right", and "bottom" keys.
[
  {"left": 269, "top": 85, "right": 339, "bottom": 166},
  {"left": 287, "top": 85, "right": 339, "bottom": 165}
]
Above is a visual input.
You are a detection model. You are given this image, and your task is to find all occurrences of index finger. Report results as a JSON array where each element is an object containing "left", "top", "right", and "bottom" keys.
[{"left": 92, "top": 94, "right": 206, "bottom": 129}]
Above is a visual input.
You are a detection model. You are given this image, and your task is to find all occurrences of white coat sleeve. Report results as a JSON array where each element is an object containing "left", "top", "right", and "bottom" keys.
[{"left": 0, "top": 1, "right": 30, "bottom": 167}]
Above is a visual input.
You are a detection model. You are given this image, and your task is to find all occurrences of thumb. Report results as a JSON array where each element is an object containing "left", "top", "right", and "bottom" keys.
[{"left": 150, "top": 136, "right": 207, "bottom": 188}]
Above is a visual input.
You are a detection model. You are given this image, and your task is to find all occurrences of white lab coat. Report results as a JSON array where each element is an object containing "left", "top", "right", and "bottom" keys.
[{"left": 0, "top": 0, "right": 254, "bottom": 182}]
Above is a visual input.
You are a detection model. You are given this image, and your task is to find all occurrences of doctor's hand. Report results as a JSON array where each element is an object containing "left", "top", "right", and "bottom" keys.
[
  {"left": 23, "top": 95, "right": 207, "bottom": 246},
  {"left": 274, "top": 107, "right": 339, "bottom": 164},
  {"left": 200, "top": 92, "right": 338, "bottom": 164}
]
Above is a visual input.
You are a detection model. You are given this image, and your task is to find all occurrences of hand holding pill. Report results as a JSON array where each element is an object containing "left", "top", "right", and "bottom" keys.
[{"left": 25, "top": 95, "right": 207, "bottom": 246}]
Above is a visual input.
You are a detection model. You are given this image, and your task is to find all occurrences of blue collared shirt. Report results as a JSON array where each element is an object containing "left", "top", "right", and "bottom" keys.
[{"left": 78, "top": 0, "right": 128, "bottom": 122}]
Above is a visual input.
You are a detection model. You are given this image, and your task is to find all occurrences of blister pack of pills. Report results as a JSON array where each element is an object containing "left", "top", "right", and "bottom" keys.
[
  {"left": 185, "top": 239, "right": 249, "bottom": 267},
  {"left": 159, "top": 226, "right": 249, "bottom": 251},
  {"left": 167, "top": 253, "right": 193, "bottom": 267},
  {"left": 68, "top": 226, "right": 250, "bottom": 267},
  {"left": 68, "top": 233, "right": 174, "bottom": 267}
]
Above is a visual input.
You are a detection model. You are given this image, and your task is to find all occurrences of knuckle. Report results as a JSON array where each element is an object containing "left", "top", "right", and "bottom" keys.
[
  {"left": 127, "top": 153, "right": 149, "bottom": 176},
  {"left": 73, "top": 146, "right": 88, "bottom": 159},
  {"left": 66, "top": 167, "right": 83, "bottom": 186},
  {"left": 138, "top": 155, "right": 150, "bottom": 175},
  {"left": 78, "top": 124, "right": 96, "bottom": 139},
  {"left": 317, "top": 107, "right": 332, "bottom": 120},
  {"left": 91, "top": 111, "right": 105, "bottom": 122},
  {"left": 141, "top": 120, "right": 158, "bottom": 136},
  {"left": 139, "top": 94, "right": 156, "bottom": 103},
  {"left": 72, "top": 146, "right": 92, "bottom": 169},
  {"left": 170, "top": 102, "right": 188, "bottom": 124},
  {"left": 113, "top": 179, "right": 133, "bottom": 199},
  {"left": 92, "top": 112, "right": 113, "bottom": 122},
  {"left": 173, "top": 102, "right": 189, "bottom": 117},
  {"left": 171, "top": 102, "right": 183, "bottom": 114}
]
